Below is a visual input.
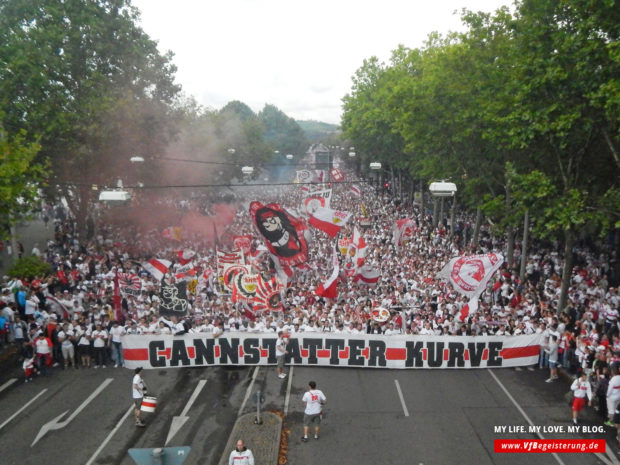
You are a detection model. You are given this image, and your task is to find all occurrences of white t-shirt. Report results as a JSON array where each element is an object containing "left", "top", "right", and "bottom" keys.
[
  {"left": 275, "top": 337, "right": 287, "bottom": 357},
  {"left": 302, "top": 389, "right": 326, "bottom": 415},
  {"left": 132, "top": 374, "right": 145, "bottom": 399},
  {"left": 91, "top": 329, "right": 108, "bottom": 348}
]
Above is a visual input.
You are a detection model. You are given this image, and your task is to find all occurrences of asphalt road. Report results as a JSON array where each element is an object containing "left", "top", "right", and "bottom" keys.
[{"left": 1, "top": 362, "right": 619, "bottom": 465}]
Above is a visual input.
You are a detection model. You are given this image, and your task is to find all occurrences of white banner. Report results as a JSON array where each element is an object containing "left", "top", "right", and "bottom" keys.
[{"left": 122, "top": 333, "right": 541, "bottom": 369}]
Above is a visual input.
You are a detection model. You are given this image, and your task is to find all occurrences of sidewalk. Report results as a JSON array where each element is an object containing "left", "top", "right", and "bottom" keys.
[{"left": 218, "top": 412, "right": 282, "bottom": 465}]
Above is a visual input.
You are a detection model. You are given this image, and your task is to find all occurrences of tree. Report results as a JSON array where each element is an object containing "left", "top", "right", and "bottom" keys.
[
  {"left": 259, "top": 104, "right": 308, "bottom": 157},
  {"left": 0, "top": 0, "right": 181, "bottom": 234},
  {"left": 0, "top": 123, "right": 47, "bottom": 240}
]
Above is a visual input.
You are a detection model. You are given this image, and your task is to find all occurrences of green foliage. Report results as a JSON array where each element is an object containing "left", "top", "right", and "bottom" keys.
[
  {"left": 259, "top": 104, "right": 308, "bottom": 156},
  {"left": 0, "top": 123, "right": 48, "bottom": 238},
  {"left": 7, "top": 255, "right": 53, "bottom": 280},
  {"left": 0, "top": 0, "right": 182, "bottom": 231},
  {"left": 296, "top": 120, "right": 340, "bottom": 143},
  {"left": 341, "top": 0, "right": 619, "bottom": 243}
]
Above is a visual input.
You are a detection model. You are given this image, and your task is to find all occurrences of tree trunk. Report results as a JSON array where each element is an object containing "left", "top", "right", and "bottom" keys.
[
  {"left": 506, "top": 227, "right": 515, "bottom": 268},
  {"left": 472, "top": 207, "right": 482, "bottom": 249},
  {"left": 505, "top": 181, "right": 514, "bottom": 267},
  {"left": 432, "top": 197, "right": 439, "bottom": 228},
  {"left": 519, "top": 208, "right": 529, "bottom": 283},
  {"left": 558, "top": 229, "right": 575, "bottom": 312},
  {"left": 420, "top": 180, "right": 425, "bottom": 214}
]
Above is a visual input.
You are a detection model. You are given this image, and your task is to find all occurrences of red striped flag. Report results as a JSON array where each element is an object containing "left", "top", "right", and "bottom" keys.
[
  {"left": 315, "top": 246, "right": 339, "bottom": 299},
  {"left": 350, "top": 185, "right": 361, "bottom": 196},
  {"left": 142, "top": 258, "right": 172, "bottom": 281}
]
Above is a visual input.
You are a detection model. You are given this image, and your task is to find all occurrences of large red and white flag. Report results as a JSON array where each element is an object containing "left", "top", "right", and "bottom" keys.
[
  {"left": 308, "top": 207, "right": 352, "bottom": 238},
  {"left": 315, "top": 246, "right": 339, "bottom": 299},
  {"left": 142, "top": 258, "right": 172, "bottom": 281},
  {"left": 350, "top": 185, "right": 361, "bottom": 197},
  {"left": 393, "top": 218, "right": 416, "bottom": 247},
  {"left": 176, "top": 249, "right": 196, "bottom": 265},
  {"left": 353, "top": 264, "right": 381, "bottom": 285},
  {"left": 437, "top": 253, "right": 504, "bottom": 299},
  {"left": 330, "top": 168, "right": 344, "bottom": 182}
]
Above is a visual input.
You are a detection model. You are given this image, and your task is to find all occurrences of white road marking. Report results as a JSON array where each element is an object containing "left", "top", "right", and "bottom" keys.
[
  {"left": 605, "top": 441, "right": 620, "bottom": 465},
  {"left": 165, "top": 379, "right": 207, "bottom": 445},
  {"left": 32, "top": 377, "right": 114, "bottom": 446},
  {"left": 0, "top": 378, "right": 17, "bottom": 393},
  {"left": 0, "top": 388, "right": 48, "bottom": 431},
  {"left": 488, "top": 369, "right": 566, "bottom": 465},
  {"left": 237, "top": 366, "right": 260, "bottom": 417},
  {"left": 284, "top": 366, "right": 294, "bottom": 416},
  {"left": 394, "top": 379, "right": 409, "bottom": 417},
  {"left": 84, "top": 405, "right": 133, "bottom": 465}
]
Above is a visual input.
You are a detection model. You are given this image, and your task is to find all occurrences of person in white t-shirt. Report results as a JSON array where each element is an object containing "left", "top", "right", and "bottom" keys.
[
  {"left": 132, "top": 367, "right": 147, "bottom": 427},
  {"left": 91, "top": 323, "right": 108, "bottom": 368},
  {"left": 109, "top": 321, "right": 126, "bottom": 367},
  {"left": 301, "top": 380, "right": 327, "bottom": 442}
]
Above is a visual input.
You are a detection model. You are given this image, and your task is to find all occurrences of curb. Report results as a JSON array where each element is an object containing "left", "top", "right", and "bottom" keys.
[{"left": 218, "top": 411, "right": 282, "bottom": 465}]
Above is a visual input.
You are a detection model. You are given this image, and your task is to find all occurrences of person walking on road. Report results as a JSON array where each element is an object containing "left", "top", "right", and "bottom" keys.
[
  {"left": 228, "top": 439, "right": 254, "bottom": 465},
  {"left": 276, "top": 330, "right": 289, "bottom": 379},
  {"left": 132, "top": 367, "right": 147, "bottom": 427},
  {"left": 570, "top": 372, "right": 592, "bottom": 425},
  {"left": 606, "top": 367, "right": 620, "bottom": 427},
  {"left": 301, "top": 380, "right": 326, "bottom": 442}
]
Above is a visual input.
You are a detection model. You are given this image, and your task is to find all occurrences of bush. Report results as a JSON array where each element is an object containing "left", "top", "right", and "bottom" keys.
[{"left": 7, "top": 256, "right": 53, "bottom": 280}]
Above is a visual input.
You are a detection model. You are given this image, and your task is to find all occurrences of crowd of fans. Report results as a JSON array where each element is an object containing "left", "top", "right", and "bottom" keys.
[{"left": 0, "top": 168, "right": 618, "bottom": 426}]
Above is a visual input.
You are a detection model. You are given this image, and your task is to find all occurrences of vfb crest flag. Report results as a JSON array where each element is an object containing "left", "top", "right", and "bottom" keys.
[{"left": 437, "top": 253, "right": 504, "bottom": 299}]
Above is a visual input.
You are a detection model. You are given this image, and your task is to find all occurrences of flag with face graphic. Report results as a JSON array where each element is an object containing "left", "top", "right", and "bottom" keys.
[
  {"left": 437, "top": 253, "right": 504, "bottom": 299},
  {"left": 250, "top": 202, "right": 308, "bottom": 267}
]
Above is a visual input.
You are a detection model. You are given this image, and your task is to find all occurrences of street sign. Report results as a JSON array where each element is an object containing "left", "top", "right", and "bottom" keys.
[{"left": 128, "top": 447, "right": 190, "bottom": 465}]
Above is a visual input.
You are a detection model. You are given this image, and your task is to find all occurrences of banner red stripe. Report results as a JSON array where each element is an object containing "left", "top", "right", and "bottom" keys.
[
  {"left": 385, "top": 348, "right": 407, "bottom": 360},
  {"left": 123, "top": 348, "right": 149, "bottom": 361},
  {"left": 500, "top": 345, "right": 540, "bottom": 359}
]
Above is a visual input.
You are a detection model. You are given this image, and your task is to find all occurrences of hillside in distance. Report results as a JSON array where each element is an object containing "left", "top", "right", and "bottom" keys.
[{"left": 296, "top": 120, "right": 340, "bottom": 143}]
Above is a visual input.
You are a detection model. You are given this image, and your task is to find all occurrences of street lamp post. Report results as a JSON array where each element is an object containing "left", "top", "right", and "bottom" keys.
[{"left": 429, "top": 181, "right": 457, "bottom": 231}]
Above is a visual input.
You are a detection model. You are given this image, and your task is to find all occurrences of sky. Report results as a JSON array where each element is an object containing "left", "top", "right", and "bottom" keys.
[{"left": 131, "top": 0, "right": 511, "bottom": 125}]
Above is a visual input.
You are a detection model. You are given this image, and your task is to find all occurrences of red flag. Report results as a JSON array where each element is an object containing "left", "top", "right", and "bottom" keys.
[
  {"left": 142, "top": 258, "right": 172, "bottom": 281},
  {"left": 307, "top": 207, "right": 352, "bottom": 238},
  {"left": 113, "top": 274, "right": 122, "bottom": 321},
  {"left": 315, "top": 246, "right": 339, "bottom": 299}
]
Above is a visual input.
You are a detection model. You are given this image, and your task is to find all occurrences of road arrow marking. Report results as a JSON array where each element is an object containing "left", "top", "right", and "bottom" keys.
[
  {"left": 0, "top": 378, "right": 17, "bottom": 393},
  {"left": 0, "top": 388, "right": 47, "bottom": 431},
  {"left": 165, "top": 379, "right": 207, "bottom": 445},
  {"left": 32, "top": 378, "right": 113, "bottom": 446}
]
